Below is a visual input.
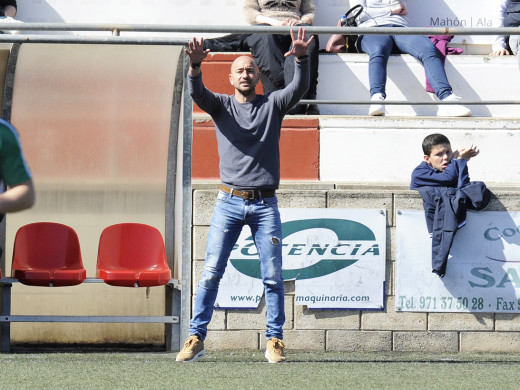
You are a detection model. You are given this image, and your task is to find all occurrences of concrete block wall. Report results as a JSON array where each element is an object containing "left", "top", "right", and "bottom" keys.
[{"left": 192, "top": 183, "right": 520, "bottom": 352}]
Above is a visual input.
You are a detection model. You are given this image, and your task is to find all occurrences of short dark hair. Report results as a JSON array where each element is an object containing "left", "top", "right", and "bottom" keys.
[{"left": 422, "top": 133, "right": 450, "bottom": 155}]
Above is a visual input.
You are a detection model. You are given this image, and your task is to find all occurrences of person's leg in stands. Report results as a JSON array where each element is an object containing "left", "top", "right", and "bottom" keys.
[
  {"left": 283, "top": 25, "right": 320, "bottom": 114},
  {"left": 245, "top": 30, "right": 287, "bottom": 94},
  {"left": 394, "top": 34, "right": 452, "bottom": 99},
  {"left": 394, "top": 34, "right": 471, "bottom": 117},
  {"left": 203, "top": 33, "right": 251, "bottom": 52},
  {"left": 359, "top": 34, "right": 393, "bottom": 116}
]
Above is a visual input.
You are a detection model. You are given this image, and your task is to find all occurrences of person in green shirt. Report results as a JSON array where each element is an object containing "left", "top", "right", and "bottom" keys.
[{"left": 0, "top": 118, "right": 34, "bottom": 215}]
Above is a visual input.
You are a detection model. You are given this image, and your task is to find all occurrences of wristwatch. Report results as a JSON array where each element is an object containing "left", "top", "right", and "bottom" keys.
[{"left": 190, "top": 62, "right": 201, "bottom": 69}]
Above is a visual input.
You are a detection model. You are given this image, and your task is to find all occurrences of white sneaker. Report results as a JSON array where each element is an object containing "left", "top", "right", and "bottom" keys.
[
  {"left": 437, "top": 94, "right": 472, "bottom": 117},
  {"left": 368, "top": 93, "right": 385, "bottom": 116},
  {"left": 0, "top": 17, "right": 23, "bottom": 34}
]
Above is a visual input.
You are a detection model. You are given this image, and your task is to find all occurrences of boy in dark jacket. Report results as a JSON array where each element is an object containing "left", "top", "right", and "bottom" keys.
[{"left": 410, "top": 133, "right": 490, "bottom": 277}]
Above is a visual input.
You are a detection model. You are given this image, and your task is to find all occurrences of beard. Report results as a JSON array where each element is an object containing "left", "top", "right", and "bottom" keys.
[{"left": 236, "top": 84, "right": 256, "bottom": 97}]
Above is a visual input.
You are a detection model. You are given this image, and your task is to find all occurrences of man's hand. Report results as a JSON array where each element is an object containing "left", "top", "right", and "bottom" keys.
[
  {"left": 455, "top": 144, "right": 480, "bottom": 161},
  {"left": 284, "top": 27, "right": 314, "bottom": 58},
  {"left": 185, "top": 37, "right": 210, "bottom": 65}
]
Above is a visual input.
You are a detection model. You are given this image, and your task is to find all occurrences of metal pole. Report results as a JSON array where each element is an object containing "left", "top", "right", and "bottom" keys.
[
  {"left": 1, "top": 282, "right": 12, "bottom": 352},
  {"left": 2, "top": 23, "right": 519, "bottom": 36},
  {"left": 180, "top": 53, "right": 193, "bottom": 349},
  {"left": 298, "top": 99, "right": 520, "bottom": 106},
  {"left": 165, "top": 48, "right": 185, "bottom": 352}
]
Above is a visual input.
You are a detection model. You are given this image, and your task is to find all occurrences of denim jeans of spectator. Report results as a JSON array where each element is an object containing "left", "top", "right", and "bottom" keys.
[
  {"left": 189, "top": 191, "right": 285, "bottom": 340},
  {"left": 360, "top": 25, "right": 453, "bottom": 100}
]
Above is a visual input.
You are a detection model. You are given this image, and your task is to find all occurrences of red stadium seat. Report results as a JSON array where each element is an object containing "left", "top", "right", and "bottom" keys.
[
  {"left": 96, "top": 223, "right": 171, "bottom": 287},
  {"left": 12, "top": 222, "right": 86, "bottom": 287}
]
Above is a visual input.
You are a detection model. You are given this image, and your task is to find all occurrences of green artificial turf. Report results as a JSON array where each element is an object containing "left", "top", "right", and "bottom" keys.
[{"left": 1, "top": 351, "right": 520, "bottom": 389}]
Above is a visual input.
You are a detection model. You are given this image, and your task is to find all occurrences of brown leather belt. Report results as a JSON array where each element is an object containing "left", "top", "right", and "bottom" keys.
[{"left": 220, "top": 184, "right": 276, "bottom": 200}]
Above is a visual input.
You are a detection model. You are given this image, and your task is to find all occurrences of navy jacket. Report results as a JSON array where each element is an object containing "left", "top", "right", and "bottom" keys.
[
  {"left": 410, "top": 159, "right": 490, "bottom": 277},
  {"left": 505, "top": 0, "right": 520, "bottom": 27}
]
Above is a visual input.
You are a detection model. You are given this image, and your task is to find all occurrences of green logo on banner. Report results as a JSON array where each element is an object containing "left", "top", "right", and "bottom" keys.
[{"left": 230, "top": 219, "right": 378, "bottom": 280}]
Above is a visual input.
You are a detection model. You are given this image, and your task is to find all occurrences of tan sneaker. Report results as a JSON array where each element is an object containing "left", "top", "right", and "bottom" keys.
[
  {"left": 176, "top": 335, "right": 205, "bottom": 362},
  {"left": 265, "top": 337, "right": 286, "bottom": 363}
]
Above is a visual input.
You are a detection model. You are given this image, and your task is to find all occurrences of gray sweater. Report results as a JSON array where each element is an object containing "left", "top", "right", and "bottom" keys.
[{"left": 189, "top": 58, "right": 310, "bottom": 190}]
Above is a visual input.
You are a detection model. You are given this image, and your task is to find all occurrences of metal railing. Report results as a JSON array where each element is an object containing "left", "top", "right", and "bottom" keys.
[{"left": 0, "top": 23, "right": 519, "bottom": 36}]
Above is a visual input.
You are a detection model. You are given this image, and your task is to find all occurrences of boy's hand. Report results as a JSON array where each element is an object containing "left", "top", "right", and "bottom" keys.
[{"left": 456, "top": 144, "right": 479, "bottom": 161}]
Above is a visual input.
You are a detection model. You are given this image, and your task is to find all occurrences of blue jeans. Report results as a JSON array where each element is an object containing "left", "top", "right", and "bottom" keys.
[
  {"left": 189, "top": 190, "right": 285, "bottom": 340},
  {"left": 360, "top": 25, "right": 453, "bottom": 100}
]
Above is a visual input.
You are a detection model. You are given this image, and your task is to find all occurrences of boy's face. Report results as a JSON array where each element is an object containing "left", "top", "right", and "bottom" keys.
[{"left": 424, "top": 143, "right": 453, "bottom": 171}]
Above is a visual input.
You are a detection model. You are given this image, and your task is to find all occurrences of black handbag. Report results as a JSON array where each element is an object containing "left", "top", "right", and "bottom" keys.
[{"left": 325, "top": 4, "right": 364, "bottom": 53}]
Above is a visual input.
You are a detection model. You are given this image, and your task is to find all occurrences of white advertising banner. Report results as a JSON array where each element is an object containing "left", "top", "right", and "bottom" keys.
[
  {"left": 396, "top": 210, "right": 520, "bottom": 313},
  {"left": 215, "top": 208, "right": 386, "bottom": 310}
]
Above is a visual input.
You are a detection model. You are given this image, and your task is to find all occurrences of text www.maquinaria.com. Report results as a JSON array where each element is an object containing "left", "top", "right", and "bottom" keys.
[{"left": 229, "top": 295, "right": 371, "bottom": 303}]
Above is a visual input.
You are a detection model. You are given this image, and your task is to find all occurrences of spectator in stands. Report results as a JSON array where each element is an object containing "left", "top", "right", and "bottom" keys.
[
  {"left": 177, "top": 27, "right": 312, "bottom": 364},
  {"left": 356, "top": 0, "right": 472, "bottom": 117},
  {"left": 410, "top": 133, "right": 489, "bottom": 278},
  {"left": 0, "top": 0, "right": 21, "bottom": 34},
  {"left": 0, "top": 118, "right": 35, "bottom": 224},
  {"left": 490, "top": 0, "right": 520, "bottom": 70},
  {"left": 0, "top": 0, "right": 16, "bottom": 18},
  {"left": 243, "top": 0, "right": 319, "bottom": 114}
]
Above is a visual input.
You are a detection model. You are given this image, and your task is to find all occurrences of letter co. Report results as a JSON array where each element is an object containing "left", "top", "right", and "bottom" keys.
[{"left": 484, "top": 226, "right": 520, "bottom": 241}]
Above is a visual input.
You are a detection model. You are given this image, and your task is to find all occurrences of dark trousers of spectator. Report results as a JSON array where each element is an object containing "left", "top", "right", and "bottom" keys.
[
  {"left": 203, "top": 33, "right": 251, "bottom": 53},
  {"left": 244, "top": 25, "right": 319, "bottom": 98}
]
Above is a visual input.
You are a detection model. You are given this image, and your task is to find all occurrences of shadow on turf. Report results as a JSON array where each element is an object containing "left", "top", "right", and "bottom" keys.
[{"left": 9, "top": 343, "right": 167, "bottom": 354}]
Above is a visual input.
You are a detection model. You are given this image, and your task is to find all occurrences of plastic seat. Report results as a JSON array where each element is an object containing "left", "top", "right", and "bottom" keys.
[
  {"left": 12, "top": 222, "right": 86, "bottom": 287},
  {"left": 96, "top": 223, "right": 171, "bottom": 287}
]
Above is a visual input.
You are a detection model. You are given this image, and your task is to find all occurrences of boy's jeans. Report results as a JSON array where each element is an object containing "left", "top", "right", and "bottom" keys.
[{"left": 189, "top": 191, "right": 285, "bottom": 340}]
